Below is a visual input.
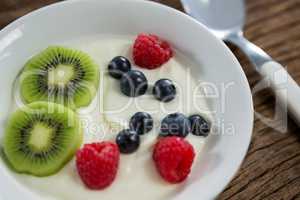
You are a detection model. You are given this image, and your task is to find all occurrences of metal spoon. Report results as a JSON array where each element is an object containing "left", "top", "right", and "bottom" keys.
[{"left": 181, "top": 0, "right": 300, "bottom": 123}]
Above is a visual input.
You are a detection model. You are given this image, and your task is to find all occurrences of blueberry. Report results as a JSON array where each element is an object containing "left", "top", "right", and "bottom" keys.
[
  {"left": 153, "top": 79, "right": 176, "bottom": 102},
  {"left": 116, "top": 129, "right": 140, "bottom": 154},
  {"left": 160, "top": 113, "right": 190, "bottom": 137},
  {"left": 129, "top": 112, "right": 153, "bottom": 135},
  {"left": 108, "top": 56, "right": 131, "bottom": 79},
  {"left": 120, "top": 70, "right": 148, "bottom": 97},
  {"left": 189, "top": 114, "right": 211, "bottom": 137}
]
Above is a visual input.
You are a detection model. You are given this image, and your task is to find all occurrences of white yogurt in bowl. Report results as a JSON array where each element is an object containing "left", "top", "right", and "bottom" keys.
[{"left": 5, "top": 35, "right": 213, "bottom": 200}]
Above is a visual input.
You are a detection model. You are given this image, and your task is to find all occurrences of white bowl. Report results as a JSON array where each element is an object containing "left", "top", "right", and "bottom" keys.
[{"left": 0, "top": 0, "right": 253, "bottom": 199}]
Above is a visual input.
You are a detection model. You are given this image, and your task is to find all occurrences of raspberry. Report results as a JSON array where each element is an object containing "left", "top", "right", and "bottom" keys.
[
  {"left": 133, "top": 33, "right": 173, "bottom": 69},
  {"left": 76, "top": 142, "right": 120, "bottom": 189},
  {"left": 153, "top": 136, "right": 195, "bottom": 183}
]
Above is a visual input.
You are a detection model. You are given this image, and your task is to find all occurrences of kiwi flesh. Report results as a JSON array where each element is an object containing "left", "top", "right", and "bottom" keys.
[
  {"left": 3, "top": 101, "right": 82, "bottom": 176},
  {"left": 20, "top": 46, "right": 99, "bottom": 109}
]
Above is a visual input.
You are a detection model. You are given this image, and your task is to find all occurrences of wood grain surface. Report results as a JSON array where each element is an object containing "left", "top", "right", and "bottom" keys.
[{"left": 0, "top": 0, "right": 300, "bottom": 199}]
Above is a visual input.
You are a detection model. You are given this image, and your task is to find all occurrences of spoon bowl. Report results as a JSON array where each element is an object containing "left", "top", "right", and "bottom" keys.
[{"left": 181, "top": 0, "right": 245, "bottom": 39}]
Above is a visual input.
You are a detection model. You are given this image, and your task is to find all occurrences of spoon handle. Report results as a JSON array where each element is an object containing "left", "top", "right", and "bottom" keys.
[
  {"left": 227, "top": 33, "right": 300, "bottom": 123},
  {"left": 258, "top": 61, "right": 300, "bottom": 123}
]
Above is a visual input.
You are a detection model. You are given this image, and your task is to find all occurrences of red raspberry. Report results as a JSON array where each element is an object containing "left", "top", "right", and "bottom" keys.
[
  {"left": 153, "top": 137, "right": 195, "bottom": 183},
  {"left": 76, "top": 142, "right": 120, "bottom": 189},
  {"left": 133, "top": 33, "right": 173, "bottom": 69}
]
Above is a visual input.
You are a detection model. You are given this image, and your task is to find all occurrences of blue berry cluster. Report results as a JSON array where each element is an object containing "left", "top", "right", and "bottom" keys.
[
  {"left": 108, "top": 57, "right": 210, "bottom": 154},
  {"left": 108, "top": 56, "right": 177, "bottom": 101}
]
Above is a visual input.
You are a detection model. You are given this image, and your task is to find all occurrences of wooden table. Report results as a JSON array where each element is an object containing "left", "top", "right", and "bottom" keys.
[{"left": 0, "top": 0, "right": 299, "bottom": 199}]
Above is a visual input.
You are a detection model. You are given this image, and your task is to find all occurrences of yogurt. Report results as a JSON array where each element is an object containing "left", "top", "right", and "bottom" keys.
[{"left": 6, "top": 35, "right": 213, "bottom": 200}]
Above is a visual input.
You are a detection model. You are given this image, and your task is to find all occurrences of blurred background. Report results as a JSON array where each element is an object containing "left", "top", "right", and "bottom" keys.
[{"left": 0, "top": 0, "right": 299, "bottom": 199}]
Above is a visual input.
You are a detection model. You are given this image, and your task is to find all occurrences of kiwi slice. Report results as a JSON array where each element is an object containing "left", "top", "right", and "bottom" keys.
[
  {"left": 3, "top": 101, "right": 82, "bottom": 176},
  {"left": 20, "top": 46, "right": 99, "bottom": 109}
]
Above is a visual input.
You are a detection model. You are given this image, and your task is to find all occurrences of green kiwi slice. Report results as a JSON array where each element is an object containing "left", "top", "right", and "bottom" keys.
[
  {"left": 20, "top": 46, "right": 99, "bottom": 109},
  {"left": 3, "top": 101, "right": 82, "bottom": 176}
]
